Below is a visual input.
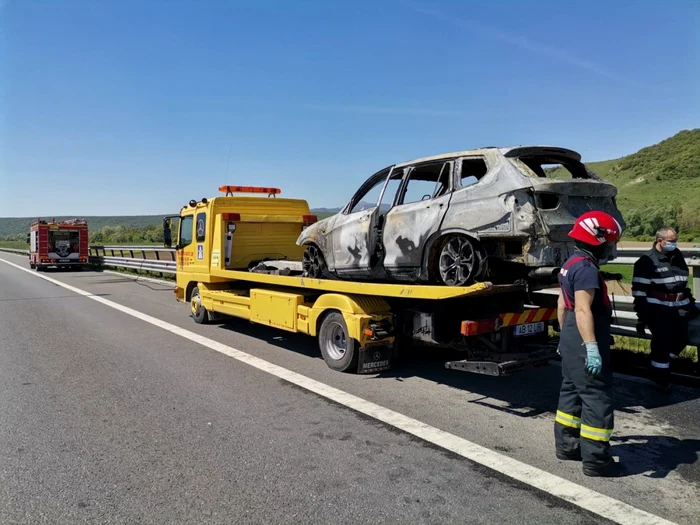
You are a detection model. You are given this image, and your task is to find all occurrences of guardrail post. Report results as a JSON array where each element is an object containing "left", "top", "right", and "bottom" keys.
[{"left": 693, "top": 266, "right": 699, "bottom": 296}]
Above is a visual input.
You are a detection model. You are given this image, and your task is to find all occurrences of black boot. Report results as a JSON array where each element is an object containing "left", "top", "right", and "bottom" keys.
[
  {"left": 556, "top": 450, "right": 582, "bottom": 461},
  {"left": 583, "top": 460, "right": 622, "bottom": 477}
]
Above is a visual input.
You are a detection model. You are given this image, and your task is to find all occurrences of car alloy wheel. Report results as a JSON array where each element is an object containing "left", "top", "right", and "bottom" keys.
[
  {"left": 438, "top": 235, "right": 478, "bottom": 286},
  {"left": 302, "top": 245, "right": 326, "bottom": 278}
]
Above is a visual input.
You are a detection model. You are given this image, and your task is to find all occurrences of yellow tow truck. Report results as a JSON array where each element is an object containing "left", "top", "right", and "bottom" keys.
[{"left": 165, "top": 186, "right": 558, "bottom": 375}]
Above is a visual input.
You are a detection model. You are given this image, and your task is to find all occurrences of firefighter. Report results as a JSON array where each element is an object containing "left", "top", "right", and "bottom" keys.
[
  {"left": 555, "top": 211, "right": 622, "bottom": 477},
  {"left": 633, "top": 227, "right": 698, "bottom": 392}
]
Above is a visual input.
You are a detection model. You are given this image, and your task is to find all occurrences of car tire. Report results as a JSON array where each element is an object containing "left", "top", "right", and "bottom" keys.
[
  {"left": 318, "top": 312, "right": 358, "bottom": 372},
  {"left": 302, "top": 244, "right": 329, "bottom": 279},
  {"left": 190, "top": 286, "right": 210, "bottom": 324},
  {"left": 434, "top": 234, "right": 482, "bottom": 286}
]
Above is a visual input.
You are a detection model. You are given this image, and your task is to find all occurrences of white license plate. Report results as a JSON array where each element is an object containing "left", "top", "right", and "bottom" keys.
[{"left": 514, "top": 322, "right": 545, "bottom": 337}]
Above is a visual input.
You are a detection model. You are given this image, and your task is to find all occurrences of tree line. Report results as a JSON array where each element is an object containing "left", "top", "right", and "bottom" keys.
[{"left": 1, "top": 208, "right": 698, "bottom": 245}]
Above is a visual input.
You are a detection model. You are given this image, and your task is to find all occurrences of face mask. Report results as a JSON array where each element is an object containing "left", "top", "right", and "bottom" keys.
[{"left": 662, "top": 241, "right": 677, "bottom": 252}]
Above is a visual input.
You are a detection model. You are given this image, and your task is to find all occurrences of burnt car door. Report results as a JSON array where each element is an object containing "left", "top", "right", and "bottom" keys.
[
  {"left": 381, "top": 161, "right": 454, "bottom": 273},
  {"left": 327, "top": 166, "right": 401, "bottom": 277}
]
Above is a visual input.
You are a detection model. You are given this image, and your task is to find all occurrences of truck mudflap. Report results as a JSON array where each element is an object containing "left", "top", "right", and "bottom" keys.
[{"left": 357, "top": 343, "right": 393, "bottom": 374}]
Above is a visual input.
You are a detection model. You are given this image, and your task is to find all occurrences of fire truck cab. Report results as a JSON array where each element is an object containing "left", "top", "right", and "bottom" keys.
[{"left": 28, "top": 218, "right": 90, "bottom": 271}]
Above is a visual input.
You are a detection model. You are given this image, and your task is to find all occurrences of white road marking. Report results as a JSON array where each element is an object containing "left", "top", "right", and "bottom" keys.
[{"left": 0, "top": 256, "right": 676, "bottom": 525}]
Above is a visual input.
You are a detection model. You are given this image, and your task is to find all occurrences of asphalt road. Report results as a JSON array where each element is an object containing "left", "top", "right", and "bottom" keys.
[{"left": 1, "top": 253, "right": 698, "bottom": 524}]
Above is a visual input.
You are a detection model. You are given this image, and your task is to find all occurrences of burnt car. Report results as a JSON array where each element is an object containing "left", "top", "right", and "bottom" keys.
[{"left": 298, "top": 146, "right": 625, "bottom": 286}]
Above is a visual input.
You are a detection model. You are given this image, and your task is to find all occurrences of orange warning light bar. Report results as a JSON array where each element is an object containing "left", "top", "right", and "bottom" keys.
[{"left": 219, "top": 186, "right": 281, "bottom": 196}]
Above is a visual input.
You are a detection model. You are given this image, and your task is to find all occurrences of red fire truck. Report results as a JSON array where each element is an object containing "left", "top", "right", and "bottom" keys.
[{"left": 28, "top": 218, "right": 90, "bottom": 271}]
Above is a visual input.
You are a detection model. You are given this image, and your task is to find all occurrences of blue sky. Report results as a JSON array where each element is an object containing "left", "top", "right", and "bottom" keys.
[{"left": 1, "top": 0, "right": 698, "bottom": 216}]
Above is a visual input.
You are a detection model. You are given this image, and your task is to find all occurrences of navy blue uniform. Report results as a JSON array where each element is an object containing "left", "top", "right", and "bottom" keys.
[
  {"left": 555, "top": 253, "right": 615, "bottom": 471},
  {"left": 633, "top": 247, "right": 696, "bottom": 383}
]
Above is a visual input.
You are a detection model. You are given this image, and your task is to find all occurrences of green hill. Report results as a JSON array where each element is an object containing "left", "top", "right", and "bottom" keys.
[
  {"left": 0, "top": 215, "right": 168, "bottom": 238},
  {"left": 550, "top": 129, "right": 700, "bottom": 240}
]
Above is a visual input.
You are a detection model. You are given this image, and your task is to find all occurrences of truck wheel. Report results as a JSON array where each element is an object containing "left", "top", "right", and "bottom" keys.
[
  {"left": 190, "top": 286, "right": 209, "bottom": 324},
  {"left": 30, "top": 264, "right": 36, "bottom": 269},
  {"left": 318, "top": 312, "right": 358, "bottom": 372}
]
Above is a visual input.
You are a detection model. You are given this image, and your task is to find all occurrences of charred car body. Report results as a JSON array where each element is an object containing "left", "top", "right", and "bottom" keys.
[{"left": 298, "top": 146, "right": 625, "bottom": 286}]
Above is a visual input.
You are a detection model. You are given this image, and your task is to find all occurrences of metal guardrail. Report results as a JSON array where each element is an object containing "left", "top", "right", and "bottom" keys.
[
  {"left": 88, "top": 245, "right": 176, "bottom": 275},
  {"left": 2, "top": 244, "right": 698, "bottom": 343},
  {"left": 0, "top": 247, "right": 31, "bottom": 255}
]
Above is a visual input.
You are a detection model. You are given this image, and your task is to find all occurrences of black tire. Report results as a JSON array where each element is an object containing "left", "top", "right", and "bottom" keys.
[
  {"left": 433, "top": 234, "right": 482, "bottom": 286},
  {"left": 318, "top": 312, "right": 358, "bottom": 372},
  {"left": 190, "top": 286, "right": 209, "bottom": 324},
  {"left": 29, "top": 264, "right": 36, "bottom": 269},
  {"left": 302, "top": 244, "right": 328, "bottom": 279}
]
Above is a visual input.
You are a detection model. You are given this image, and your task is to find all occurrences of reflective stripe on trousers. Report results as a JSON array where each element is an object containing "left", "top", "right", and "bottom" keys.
[
  {"left": 554, "top": 311, "right": 614, "bottom": 469},
  {"left": 555, "top": 410, "right": 581, "bottom": 429}
]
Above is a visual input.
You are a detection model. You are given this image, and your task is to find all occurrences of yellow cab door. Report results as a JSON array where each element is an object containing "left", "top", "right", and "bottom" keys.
[{"left": 177, "top": 205, "right": 210, "bottom": 281}]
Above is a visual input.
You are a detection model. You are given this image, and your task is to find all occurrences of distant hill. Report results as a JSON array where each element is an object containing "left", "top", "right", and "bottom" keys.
[
  {"left": 0, "top": 215, "right": 169, "bottom": 238},
  {"left": 549, "top": 129, "right": 700, "bottom": 239},
  {"left": 2, "top": 130, "right": 699, "bottom": 240}
]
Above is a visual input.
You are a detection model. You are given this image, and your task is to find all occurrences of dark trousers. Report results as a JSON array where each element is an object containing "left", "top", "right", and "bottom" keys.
[
  {"left": 555, "top": 311, "right": 614, "bottom": 470},
  {"left": 647, "top": 309, "right": 688, "bottom": 385}
]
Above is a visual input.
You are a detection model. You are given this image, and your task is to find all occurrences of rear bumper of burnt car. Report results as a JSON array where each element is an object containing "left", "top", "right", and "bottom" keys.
[{"left": 514, "top": 238, "right": 572, "bottom": 268}]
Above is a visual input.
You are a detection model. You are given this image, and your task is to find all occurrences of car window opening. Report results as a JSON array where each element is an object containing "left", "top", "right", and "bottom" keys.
[
  {"left": 460, "top": 158, "right": 488, "bottom": 188},
  {"left": 401, "top": 162, "right": 451, "bottom": 205},
  {"left": 518, "top": 156, "right": 591, "bottom": 180}
]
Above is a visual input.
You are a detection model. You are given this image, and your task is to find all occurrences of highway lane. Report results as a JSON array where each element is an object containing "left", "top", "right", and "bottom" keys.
[
  {"left": 0, "top": 257, "right": 609, "bottom": 524},
  {"left": 1, "top": 254, "right": 699, "bottom": 523}
]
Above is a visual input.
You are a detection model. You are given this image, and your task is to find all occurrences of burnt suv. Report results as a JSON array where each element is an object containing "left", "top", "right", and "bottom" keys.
[{"left": 297, "top": 146, "right": 625, "bottom": 286}]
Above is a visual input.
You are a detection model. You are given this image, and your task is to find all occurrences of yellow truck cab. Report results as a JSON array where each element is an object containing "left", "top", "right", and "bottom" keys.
[
  {"left": 168, "top": 185, "right": 315, "bottom": 301},
  {"left": 166, "top": 186, "right": 558, "bottom": 375}
]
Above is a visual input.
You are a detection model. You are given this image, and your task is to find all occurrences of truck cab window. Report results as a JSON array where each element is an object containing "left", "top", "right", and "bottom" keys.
[
  {"left": 196, "top": 213, "right": 207, "bottom": 242},
  {"left": 180, "top": 215, "right": 194, "bottom": 247}
]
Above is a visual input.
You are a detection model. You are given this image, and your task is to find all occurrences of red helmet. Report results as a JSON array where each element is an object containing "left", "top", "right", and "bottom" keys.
[{"left": 568, "top": 211, "right": 622, "bottom": 246}]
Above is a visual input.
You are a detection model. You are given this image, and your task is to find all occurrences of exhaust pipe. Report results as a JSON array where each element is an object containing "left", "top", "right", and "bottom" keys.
[{"left": 528, "top": 267, "right": 560, "bottom": 280}]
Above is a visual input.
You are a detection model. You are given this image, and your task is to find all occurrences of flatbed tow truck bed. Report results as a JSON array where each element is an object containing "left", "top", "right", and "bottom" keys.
[
  {"left": 170, "top": 188, "right": 558, "bottom": 376},
  {"left": 183, "top": 266, "right": 557, "bottom": 376}
]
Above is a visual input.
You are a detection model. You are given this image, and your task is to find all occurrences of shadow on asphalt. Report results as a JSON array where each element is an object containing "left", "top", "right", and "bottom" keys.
[
  {"left": 214, "top": 317, "right": 700, "bottom": 419},
  {"left": 612, "top": 435, "right": 700, "bottom": 480}
]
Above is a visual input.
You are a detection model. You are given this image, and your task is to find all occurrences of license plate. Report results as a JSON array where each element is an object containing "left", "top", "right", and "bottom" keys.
[
  {"left": 58, "top": 259, "right": 70, "bottom": 263},
  {"left": 514, "top": 322, "right": 545, "bottom": 337}
]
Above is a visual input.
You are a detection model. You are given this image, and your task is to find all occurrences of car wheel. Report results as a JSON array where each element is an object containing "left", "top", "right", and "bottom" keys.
[
  {"left": 190, "top": 286, "right": 209, "bottom": 324},
  {"left": 436, "top": 235, "right": 480, "bottom": 286},
  {"left": 302, "top": 244, "right": 328, "bottom": 278},
  {"left": 318, "top": 312, "right": 358, "bottom": 372}
]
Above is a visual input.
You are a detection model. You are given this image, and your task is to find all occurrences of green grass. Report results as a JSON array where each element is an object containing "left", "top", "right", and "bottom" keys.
[{"left": 0, "top": 240, "right": 28, "bottom": 249}]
